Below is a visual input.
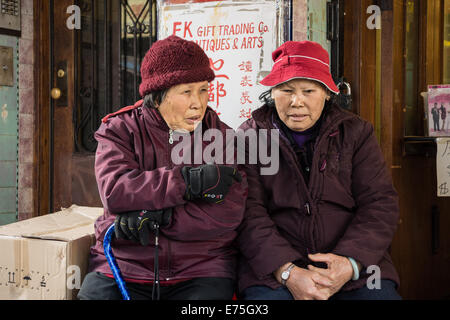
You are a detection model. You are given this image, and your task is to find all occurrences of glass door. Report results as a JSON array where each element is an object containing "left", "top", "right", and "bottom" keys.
[{"left": 444, "top": 0, "right": 450, "bottom": 84}]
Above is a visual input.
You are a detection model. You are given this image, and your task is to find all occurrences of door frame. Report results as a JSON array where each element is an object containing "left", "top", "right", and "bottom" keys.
[
  {"left": 33, "top": 0, "right": 51, "bottom": 217},
  {"left": 33, "top": 0, "right": 160, "bottom": 216},
  {"left": 340, "top": 0, "right": 395, "bottom": 164},
  {"left": 33, "top": 0, "right": 76, "bottom": 216}
]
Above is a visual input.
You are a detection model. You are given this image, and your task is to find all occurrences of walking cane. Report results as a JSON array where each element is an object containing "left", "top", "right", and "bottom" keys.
[
  {"left": 103, "top": 224, "right": 131, "bottom": 300},
  {"left": 103, "top": 220, "right": 162, "bottom": 300}
]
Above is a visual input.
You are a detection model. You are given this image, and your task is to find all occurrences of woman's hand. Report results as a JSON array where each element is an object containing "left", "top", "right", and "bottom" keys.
[
  {"left": 274, "top": 263, "right": 333, "bottom": 300},
  {"left": 287, "top": 267, "right": 335, "bottom": 300},
  {"left": 181, "top": 164, "right": 242, "bottom": 203},
  {"left": 307, "top": 253, "right": 355, "bottom": 297}
]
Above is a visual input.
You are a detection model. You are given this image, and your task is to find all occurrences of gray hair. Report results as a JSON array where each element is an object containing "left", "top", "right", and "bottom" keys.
[{"left": 143, "top": 89, "right": 168, "bottom": 109}]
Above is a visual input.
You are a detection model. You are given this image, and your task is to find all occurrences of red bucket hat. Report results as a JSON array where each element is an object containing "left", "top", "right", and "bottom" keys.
[
  {"left": 139, "top": 35, "right": 215, "bottom": 97},
  {"left": 260, "top": 41, "right": 339, "bottom": 94}
]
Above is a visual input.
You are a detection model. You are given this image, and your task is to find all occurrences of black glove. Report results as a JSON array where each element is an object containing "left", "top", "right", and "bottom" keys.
[
  {"left": 114, "top": 208, "right": 172, "bottom": 246},
  {"left": 181, "top": 164, "right": 242, "bottom": 203}
]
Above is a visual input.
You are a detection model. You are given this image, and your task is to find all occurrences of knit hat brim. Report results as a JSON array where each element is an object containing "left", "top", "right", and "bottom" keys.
[{"left": 139, "top": 66, "right": 215, "bottom": 97}]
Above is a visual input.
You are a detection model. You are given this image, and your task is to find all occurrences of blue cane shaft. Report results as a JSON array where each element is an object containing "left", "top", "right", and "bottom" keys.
[{"left": 103, "top": 224, "right": 131, "bottom": 300}]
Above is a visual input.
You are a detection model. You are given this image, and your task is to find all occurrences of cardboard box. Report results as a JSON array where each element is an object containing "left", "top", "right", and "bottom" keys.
[{"left": 0, "top": 205, "right": 103, "bottom": 300}]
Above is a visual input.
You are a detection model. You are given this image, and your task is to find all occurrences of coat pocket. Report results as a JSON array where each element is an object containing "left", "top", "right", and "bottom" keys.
[{"left": 319, "top": 173, "right": 356, "bottom": 211}]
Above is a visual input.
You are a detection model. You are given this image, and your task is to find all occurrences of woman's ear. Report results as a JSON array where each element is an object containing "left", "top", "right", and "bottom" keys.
[{"left": 326, "top": 89, "right": 332, "bottom": 101}]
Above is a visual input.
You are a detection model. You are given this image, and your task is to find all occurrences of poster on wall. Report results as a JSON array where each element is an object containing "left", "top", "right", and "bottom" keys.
[
  {"left": 157, "top": 0, "right": 287, "bottom": 129},
  {"left": 428, "top": 85, "right": 450, "bottom": 137}
]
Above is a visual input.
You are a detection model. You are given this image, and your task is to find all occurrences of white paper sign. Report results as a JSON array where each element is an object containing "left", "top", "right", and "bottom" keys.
[
  {"left": 157, "top": 0, "right": 281, "bottom": 129},
  {"left": 437, "top": 138, "right": 450, "bottom": 197}
]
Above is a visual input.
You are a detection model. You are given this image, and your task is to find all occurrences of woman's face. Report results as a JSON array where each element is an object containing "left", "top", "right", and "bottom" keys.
[
  {"left": 158, "top": 81, "right": 210, "bottom": 132},
  {"left": 272, "top": 79, "right": 329, "bottom": 132}
]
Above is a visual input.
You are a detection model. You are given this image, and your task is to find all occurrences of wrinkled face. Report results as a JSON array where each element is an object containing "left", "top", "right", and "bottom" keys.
[
  {"left": 158, "top": 81, "right": 209, "bottom": 132},
  {"left": 272, "top": 79, "right": 330, "bottom": 132}
]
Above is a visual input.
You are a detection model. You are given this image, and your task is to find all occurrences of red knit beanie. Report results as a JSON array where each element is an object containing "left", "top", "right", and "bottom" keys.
[{"left": 139, "top": 35, "right": 215, "bottom": 97}]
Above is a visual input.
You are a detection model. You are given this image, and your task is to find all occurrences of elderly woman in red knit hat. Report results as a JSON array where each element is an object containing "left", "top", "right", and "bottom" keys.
[
  {"left": 236, "top": 41, "right": 401, "bottom": 300},
  {"left": 78, "top": 35, "right": 247, "bottom": 300}
]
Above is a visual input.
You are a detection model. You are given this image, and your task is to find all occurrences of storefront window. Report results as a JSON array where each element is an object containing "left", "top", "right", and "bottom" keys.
[
  {"left": 404, "top": 0, "right": 420, "bottom": 136},
  {"left": 121, "top": 0, "right": 157, "bottom": 106},
  {"left": 75, "top": 0, "right": 156, "bottom": 153},
  {"left": 308, "top": 0, "right": 331, "bottom": 54}
]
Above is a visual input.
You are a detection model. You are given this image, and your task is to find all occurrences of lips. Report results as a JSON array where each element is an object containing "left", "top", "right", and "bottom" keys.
[
  {"left": 186, "top": 115, "right": 202, "bottom": 124},
  {"left": 288, "top": 114, "right": 309, "bottom": 121}
]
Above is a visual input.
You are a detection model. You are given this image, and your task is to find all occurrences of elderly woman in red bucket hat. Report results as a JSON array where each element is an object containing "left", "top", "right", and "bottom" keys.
[
  {"left": 236, "top": 41, "right": 401, "bottom": 300},
  {"left": 78, "top": 35, "right": 247, "bottom": 300}
]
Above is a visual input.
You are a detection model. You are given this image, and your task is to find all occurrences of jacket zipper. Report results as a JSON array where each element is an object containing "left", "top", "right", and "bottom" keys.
[
  {"left": 166, "top": 128, "right": 175, "bottom": 279},
  {"left": 141, "top": 108, "right": 174, "bottom": 280},
  {"left": 304, "top": 202, "right": 311, "bottom": 216},
  {"left": 281, "top": 138, "right": 312, "bottom": 216},
  {"left": 307, "top": 129, "right": 340, "bottom": 254},
  {"left": 169, "top": 129, "right": 174, "bottom": 145},
  {"left": 308, "top": 124, "right": 340, "bottom": 201}
]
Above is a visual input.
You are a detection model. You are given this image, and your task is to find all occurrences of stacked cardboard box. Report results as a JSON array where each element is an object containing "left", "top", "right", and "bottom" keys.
[{"left": 0, "top": 205, "right": 103, "bottom": 300}]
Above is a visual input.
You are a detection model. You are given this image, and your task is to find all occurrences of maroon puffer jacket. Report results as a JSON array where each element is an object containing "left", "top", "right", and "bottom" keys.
[
  {"left": 88, "top": 100, "right": 248, "bottom": 282},
  {"left": 236, "top": 103, "right": 400, "bottom": 293}
]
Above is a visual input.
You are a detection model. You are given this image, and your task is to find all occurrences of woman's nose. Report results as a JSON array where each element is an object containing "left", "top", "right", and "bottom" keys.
[
  {"left": 190, "top": 93, "right": 202, "bottom": 109},
  {"left": 291, "top": 93, "right": 304, "bottom": 107}
]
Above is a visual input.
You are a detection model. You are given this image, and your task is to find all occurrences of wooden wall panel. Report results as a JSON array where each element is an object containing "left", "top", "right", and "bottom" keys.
[
  {"left": 51, "top": 0, "right": 75, "bottom": 211},
  {"left": 33, "top": 0, "right": 50, "bottom": 217}
]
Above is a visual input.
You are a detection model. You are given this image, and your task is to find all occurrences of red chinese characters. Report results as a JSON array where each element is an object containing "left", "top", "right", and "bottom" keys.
[
  {"left": 240, "top": 91, "right": 253, "bottom": 105},
  {"left": 208, "top": 58, "right": 230, "bottom": 114},
  {"left": 237, "top": 60, "right": 254, "bottom": 120},
  {"left": 238, "top": 61, "right": 253, "bottom": 73},
  {"left": 209, "top": 82, "right": 226, "bottom": 110},
  {"left": 240, "top": 75, "right": 253, "bottom": 87},
  {"left": 239, "top": 108, "right": 252, "bottom": 119}
]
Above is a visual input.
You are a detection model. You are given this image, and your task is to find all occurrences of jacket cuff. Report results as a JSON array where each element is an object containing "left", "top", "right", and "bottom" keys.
[{"left": 331, "top": 242, "right": 381, "bottom": 270}]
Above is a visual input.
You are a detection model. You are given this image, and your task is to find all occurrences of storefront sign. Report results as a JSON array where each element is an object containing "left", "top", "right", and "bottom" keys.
[{"left": 158, "top": 0, "right": 283, "bottom": 129}]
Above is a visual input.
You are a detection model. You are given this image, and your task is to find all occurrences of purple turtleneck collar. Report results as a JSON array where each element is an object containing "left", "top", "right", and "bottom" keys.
[{"left": 289, "top": 123, "right": 319, "bottom": 149}]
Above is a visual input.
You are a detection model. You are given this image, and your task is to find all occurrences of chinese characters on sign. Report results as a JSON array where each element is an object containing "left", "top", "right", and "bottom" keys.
[
  {"left": 158, "top": 0, "right": 279, "bottom": 129},
  {"left": 436, "top": 138, "right": 450, "bottom": 197},
  {"left": 208, "top": 58, "right": 229, "bottom": 115},
  {"left": 238, "top": 61, "right": 253, "bottom": 119}
]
